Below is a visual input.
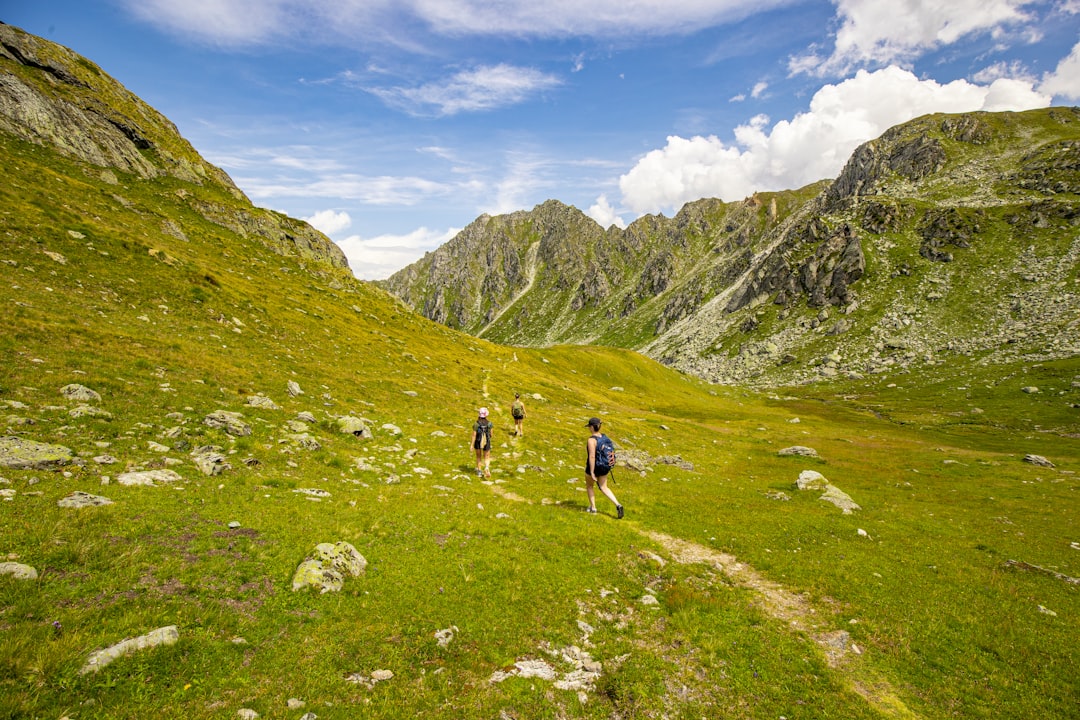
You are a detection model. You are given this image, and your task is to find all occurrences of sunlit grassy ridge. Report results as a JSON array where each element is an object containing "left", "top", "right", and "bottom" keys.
[{"left": 2, "top": 28, "right": 1079, "bottom": 720}]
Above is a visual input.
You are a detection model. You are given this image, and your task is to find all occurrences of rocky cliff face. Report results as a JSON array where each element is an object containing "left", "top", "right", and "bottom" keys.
[
  {"left": 387, "top": 108, "right": 1080, "bottom": 386},
  {"left": 0, "top": 22, "right": 348, "bottom": 271}
]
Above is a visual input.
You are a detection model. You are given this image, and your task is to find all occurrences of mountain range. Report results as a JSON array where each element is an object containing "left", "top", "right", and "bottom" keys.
[{"left": 383, "top": 108, "right": 1080, "bottom": 386}]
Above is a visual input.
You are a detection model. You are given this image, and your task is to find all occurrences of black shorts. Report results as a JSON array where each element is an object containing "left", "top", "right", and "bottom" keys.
[
  {"left": 586, "top": 465, "right": 610, "bottom": 478},
  {"left": 474, "top": 440, "right": 488, "bottom": 451}
]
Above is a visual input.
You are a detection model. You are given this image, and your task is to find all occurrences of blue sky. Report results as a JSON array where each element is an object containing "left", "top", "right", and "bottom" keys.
[{"left": 5, "top": 1, "right": 1079, "bottom": 279}]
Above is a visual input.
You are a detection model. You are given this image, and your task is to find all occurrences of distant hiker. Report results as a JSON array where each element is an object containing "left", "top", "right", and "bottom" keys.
[
  {"left": 584, "top": 417, "right": 623, "bottom": 518},
  {"left": 511, "top": 393, "right": 527, "bottom": 437},
  {"left": 471, "top": 407, "right": 493, "bottom": 478}
]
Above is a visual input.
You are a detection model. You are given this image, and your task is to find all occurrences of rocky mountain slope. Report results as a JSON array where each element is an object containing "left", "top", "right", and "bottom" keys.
[
  {"left": 0, "top": 22, "right": 347, "bottom": 271},
  {"left": 384, "top": 108, "right": 1080, "bottom": 386}
]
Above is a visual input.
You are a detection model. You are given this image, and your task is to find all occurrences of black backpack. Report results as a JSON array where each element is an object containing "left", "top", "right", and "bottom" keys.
[
  {"left": 594, "top": 434, "right": 616, "bottom": 472},
  {"left": 477, "top": 419, "right": 492, "bottom": 449}
]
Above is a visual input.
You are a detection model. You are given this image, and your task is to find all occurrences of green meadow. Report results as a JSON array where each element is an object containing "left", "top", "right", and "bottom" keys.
[{"left": 1, "top": 123, "right": 1078, "bottom": 720}]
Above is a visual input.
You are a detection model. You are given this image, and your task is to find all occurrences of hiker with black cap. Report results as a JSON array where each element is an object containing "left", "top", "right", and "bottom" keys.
[{"left": 584, "top": 417, "right": 623, "bottom": 518}]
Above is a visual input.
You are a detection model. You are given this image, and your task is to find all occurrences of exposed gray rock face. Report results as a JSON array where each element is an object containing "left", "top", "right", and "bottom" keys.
[
  {"left": 246, "top": 394, "right": 279, "bottom": 410},
  {"left": 1023, "top": 454, "right": 1055, "bottom": 468},
  {"left": 79, "top": 625, "right": 179, "bottom": 674},
  {"left": 0, "top": 436, "right": 73, "bottom": 469},
  {"left": 69, "top": 404, "right": 113, "bottom": 420}
]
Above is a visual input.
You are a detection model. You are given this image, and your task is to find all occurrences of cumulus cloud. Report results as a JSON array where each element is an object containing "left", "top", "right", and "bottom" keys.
[
  {"left": 791, "top": 0, "right": 1038, "bottom": 76},
  {"left": 122, "top": 0, "right": 793, "bottom": 45},
  {"left": 619, "top": 65, "right": 1051, "bottom": 215},
  {"left": 336, "top": 226, "right": 460, "bottom": 280},
  {"left": 1039, "top": 41, "right": 1080, "bottom": 100},
  {"left": 587, "top": 195, "right": 627, "bottom": 229},
  {"left": 304, "top": 209, "right": 352, "bottom": 235},
  {"left": 369, "top": 64, "right": 562, "bottom": 116}
]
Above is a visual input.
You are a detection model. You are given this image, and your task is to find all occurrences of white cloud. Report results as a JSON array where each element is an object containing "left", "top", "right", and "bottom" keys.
[
  {"left": 791, "top": 0, "right": 1038, "bottom": 76},
  {"left": 751, "top": 81, "right": 769, "bottom": 99},
  {"left": 1039, "top": 41, "right": 1080, "bottom": 100},
  {"left": 336, "top": 226, "right": 460, "bottom": 280},
  {"left": 304, "top": 209, "right": 352, "bottom": 235},
  {"left": 587, "top": 195, "right": 626, "bottom": 229},
  {"left": 619, "top": 65, "right": 1051, "bottom": 215},
  {"left": 971, "top": 60, "right": 1035, "bottom": 85},
  {"left": 369, "top": 64, "right": 562, "bottom": 116},
  {"left": 123, "top": 0, "right": 794, "bottom": 45},
  {"left": 239, "top": 173, "right": 457, "bottom": 205}
]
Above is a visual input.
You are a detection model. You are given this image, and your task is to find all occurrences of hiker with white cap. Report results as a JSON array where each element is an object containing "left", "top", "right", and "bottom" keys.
[{"left": 471, "top": 407, "right": 494, "bottom": 478}]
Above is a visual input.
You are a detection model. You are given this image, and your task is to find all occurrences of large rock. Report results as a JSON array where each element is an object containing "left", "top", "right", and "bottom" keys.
[
  {"left": 203, "top": 410, "right": 252, "bottom": 437},
  {"left": 79, "top": 625, "right": 180, "bottom": 674},
  {"left": 116, "top": 469, "right": 183, "bottom": 486},
  {"left": 0, "top": 436, "right": 74, "bottom": 469},
  {"left": 60, "top": 384, "right": 101, "bottom": 403},
  {"left": 292, "top": 541, "right": 367, "bottom": 593},
  {"left": 58, "top": 491, "right": 113, "bottom": 508},
  {"left": 336, "top": 416, "right": 370, "bottom": 437},
  {"left": 191, "top": 446, "right": 231, "bottom": 476},
  {"left": 820, "top": 484, "right": 861, "bottom": 514},
  {"left": 779, "top": 446, "right": 818, "bottom": 457},
  {"left": 796, "top": 470, "right": 829, "bottom": 491},
  {"left": 0, "top": 562, "right": 38, "bottom": 580}
]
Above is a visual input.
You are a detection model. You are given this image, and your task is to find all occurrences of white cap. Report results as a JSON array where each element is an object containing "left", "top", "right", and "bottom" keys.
[{"left": 478, "top": 407, "right": 488, "bottom": 417}]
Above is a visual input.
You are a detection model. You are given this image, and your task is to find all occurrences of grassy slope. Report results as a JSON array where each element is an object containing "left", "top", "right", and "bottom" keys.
[{"left": 0, "top": 129, "right": 1078, "bottom": 720}]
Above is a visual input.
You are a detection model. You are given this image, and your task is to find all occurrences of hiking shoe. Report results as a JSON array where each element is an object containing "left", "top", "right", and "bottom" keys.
[
  {"left": 586, "top": 507, "right": 597, "bottom": 514},
  {"left": 616, "top": 505, "right": 624, "bottom": 520}
]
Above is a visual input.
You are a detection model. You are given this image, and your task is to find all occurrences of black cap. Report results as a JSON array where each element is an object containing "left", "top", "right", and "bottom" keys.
[{"left": 586, "top": 417, "right": 602, "bottom": 428}]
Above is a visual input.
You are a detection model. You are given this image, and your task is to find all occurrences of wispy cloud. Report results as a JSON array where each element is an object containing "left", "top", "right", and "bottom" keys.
[
  {"left": 240, "top": 173, "right": 456, "bottom": 205},
  {"left": 367, "top": 64, "right": 562, "bottom": 116},
  {"left": 1039, "top": 40, "right": 1080, "bottom": 100},
  {"left": 121, "top": 0, "right": 797, "bottom": 46}
]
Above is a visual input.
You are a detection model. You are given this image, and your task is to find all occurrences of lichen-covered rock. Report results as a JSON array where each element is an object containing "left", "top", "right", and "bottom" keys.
[
  {"left": 69, "top": 404, "right": 113, "bottom": 420},
  {"left": 246, "top": 394, "right": 279, "bottom": 410},
  {"left": 0, "top": 562, "right": 38, "bottom": 580},
  {"left": 79, "top": 625, "right": 179, "bottom": 674},
  {"left": 58, "top": 491, "right": 113, "bottom": 508},
  {"left": 336, "top": 416, "right": 370, "bottom": 437},
  {"left": 795, "top": 470, "right": 828, "bottom": 491},
  {"left": 116, "top": 469, "right": 183, "bottom": 486},
  {"left": 204, "top": 410, "right": 251, "bottom": 436},
  {"left": 292, "top": 541, "right": 367, "bottom": 593},
  {"left": 779, "top": 446, "right": 818, "bottom": 457},
  {"left": 0, "top": 436, "right": 73, "bottom": 469},
  {"left": 820, "top": 484, "right": 861, "bottom": 514},
  {"left": 60, "top": 384, "right": 101, "bottom": 403},
  {"left": 191, "top": 446, "right": 231, "bottom": 476}
]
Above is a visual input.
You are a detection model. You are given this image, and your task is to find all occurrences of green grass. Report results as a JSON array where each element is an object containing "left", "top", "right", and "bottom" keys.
[{"left": 1, "top": 117, "right": 1079, "bottom": 720}]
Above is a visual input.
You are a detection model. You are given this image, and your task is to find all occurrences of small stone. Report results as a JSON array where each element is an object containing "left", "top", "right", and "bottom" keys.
[
  {"left": 371, "top": 669, "right": 394, "bottom": 682},
  {"left": 228, "top": 521, "right": 241, "bottom": 529},
  {"left": 1023, "top": 454, "right": 1055, "bottom": 468},
  {"left": 0, "top": 562, "right": 38, "bottom": 580},
  {"left": 286, "top": 698, "right": 305, "bottom": 710},
  {"left": 1021, "top": 386, "right": 1039, "bottom": 394}
]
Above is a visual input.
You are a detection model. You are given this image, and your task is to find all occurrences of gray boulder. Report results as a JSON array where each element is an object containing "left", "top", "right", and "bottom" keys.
[
  {"left": 117, "top": 469, "right": 183, "bottom": 486},
  {"left": 336, "top": 416, "right": 370, "bottom": 437},
  {"left": 779, "top": 446, "right": 819, "bottom": 457},
  {"left": 191, "top": 446, "right": 231, "bottom": 476},
  {"left": 61, "top": 384, "right": 101, "bottom": 403},
  {"left": 796, "top": 470, "right": 829, "bottom": 490},
  {"left": 820, "top": 485, "right": 861, "bottom": 514},
  {"left": 246, "top": 394, "right": 279, "bottom": 410},
  {"left": 292, "top": 541, "right": 367, "bottom": 593},
  {"left": 0, "top": 562, "right": 38, "bottom": 580},
  {"left": 204, "top": 410, "right": 251, "bottom": 437},
  {"left": 287, "top": 381, "right": 303, "bottom": 397},
  {"left": 58, "top": 491, "right": 113, "bottom": 508},
  {"left": 1023, "top": 454, "right": 1055, "bottom": 468},
  {"left": 0, "top": 436, "right": 73, "bottom": 469},
  {"left": 69, "top": 404, "right": 113, "bottom": 420}
]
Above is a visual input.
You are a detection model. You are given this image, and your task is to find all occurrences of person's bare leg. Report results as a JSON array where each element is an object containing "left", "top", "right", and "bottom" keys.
[{"left": 585, "top": 475, "right": 596, "bottom": 511}]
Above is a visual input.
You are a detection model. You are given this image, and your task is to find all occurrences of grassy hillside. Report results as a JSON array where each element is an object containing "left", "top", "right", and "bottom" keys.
[{"left": 2, "top": 26, "right": 1079, "bottom": 720}]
